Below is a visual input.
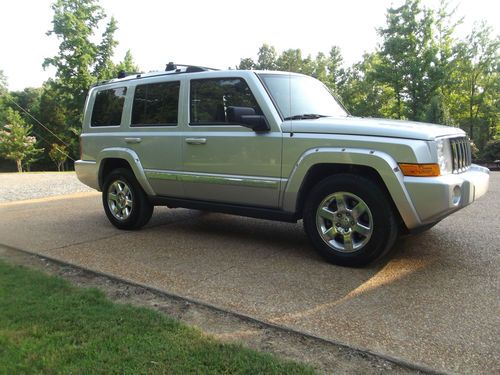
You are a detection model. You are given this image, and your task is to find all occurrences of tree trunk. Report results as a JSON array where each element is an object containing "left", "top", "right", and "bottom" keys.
[{"left": 16, "top": 159, "right": 23, "bottom": 173}]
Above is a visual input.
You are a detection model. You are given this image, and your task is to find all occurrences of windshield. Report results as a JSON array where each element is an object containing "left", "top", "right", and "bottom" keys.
[{"left": 258, "top": 73, "right": 348, "bottom": 120}]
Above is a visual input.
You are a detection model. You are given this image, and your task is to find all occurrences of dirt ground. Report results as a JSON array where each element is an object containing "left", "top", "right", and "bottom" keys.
[{"left": 0, "top": 245, "right": 430, "bottom": 375}]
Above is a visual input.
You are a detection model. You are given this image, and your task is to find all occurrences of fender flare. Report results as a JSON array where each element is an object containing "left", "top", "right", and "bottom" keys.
[
  {"left": 97, "top": 148, "right": 156, "bottom": 196},
  {"left": 282, "top": 147, "right": 421, "bottom": 229}
]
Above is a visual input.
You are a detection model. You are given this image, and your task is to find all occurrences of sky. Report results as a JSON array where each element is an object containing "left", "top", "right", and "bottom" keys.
[{"left": 0, "top": 0, "right": 498, "bottom": 91}]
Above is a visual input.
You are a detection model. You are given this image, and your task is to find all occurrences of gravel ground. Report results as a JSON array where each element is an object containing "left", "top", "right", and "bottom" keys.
[{"left": 0, "top": 172, "right": 95, "bottom": 202}]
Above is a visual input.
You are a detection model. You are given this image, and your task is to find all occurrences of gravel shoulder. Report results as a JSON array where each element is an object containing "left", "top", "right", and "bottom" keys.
[{"left": 0, "top": 172, "right": 94, "bottom": 202}]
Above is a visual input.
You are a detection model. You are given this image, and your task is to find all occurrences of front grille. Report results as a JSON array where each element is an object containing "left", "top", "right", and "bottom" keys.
[{"left": 450, "top": 137, "right": 472, "bottom": 173}]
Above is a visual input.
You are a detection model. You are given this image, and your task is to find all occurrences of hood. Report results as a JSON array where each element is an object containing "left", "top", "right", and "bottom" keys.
[{"left": 281, "top": 116, "right": 465, "bottom": 141}]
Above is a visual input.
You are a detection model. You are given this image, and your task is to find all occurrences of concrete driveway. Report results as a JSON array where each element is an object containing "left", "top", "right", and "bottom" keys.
[{"left": 0, "top": 172, "right": 498, "bottom": 374}]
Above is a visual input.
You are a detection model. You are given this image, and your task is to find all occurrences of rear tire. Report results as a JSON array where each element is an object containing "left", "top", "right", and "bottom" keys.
[
  {"left": 303, "top": 174, "right": 398, "bottom": 267},
  {"left": 102, "top": 168, "right": 153, "bottom": 230}
]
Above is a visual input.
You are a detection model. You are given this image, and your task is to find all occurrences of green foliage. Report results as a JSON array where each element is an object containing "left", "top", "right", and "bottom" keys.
[
  {"left": 373, "top": 0, "right": 439, "bottom": 120},
  {"left": 116, "top": 49, "right": 140, "bottom": 74},
  {"left": 338, "top": 54, "right": 397, "bottom": 118},
  {"left": 238, "top": 57, "right": 256, "bottom": 70},
  {"left": 0, "top": 260, "right": 317, "bottom": 374},
  {"left": 257, "top": 44, "right": 278, "bottom": 70},
  {"left": 447, "top": 22, "right": 499, "bottom": 148},
  {"left": 94, "top": 16, "right": 119, "bottom": 80},
  {"left": 0, "top": 69, "right": 7, "bottom": 94},
  {"left": 49, "top": 143, "right": 68, "bottom": 171},
  {"left": 43, "top": 0, "right": 118, "bottom": 130},
  {"left": 1, "top": 0, "right": 498, "bottom": 170},
  {"left": 425, "top": 93, "right": 451, "bottom": 125},
  {"left": 480, "top": 139, "right": 500, "bottom": 161},
  {"left": 0, "top": 108, "right": 44, "bottom": 172}
]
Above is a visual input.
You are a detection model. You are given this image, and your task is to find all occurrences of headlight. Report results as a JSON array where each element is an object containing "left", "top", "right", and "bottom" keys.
[{"left": 436, "top": 138, "right": 453, "bottom": 175}]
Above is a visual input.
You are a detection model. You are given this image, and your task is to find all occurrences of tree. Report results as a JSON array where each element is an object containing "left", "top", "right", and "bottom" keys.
[
  {"left": 480, "top": 139, "right": 500, "bottom": 161},
  {"left": 237, "top": 57, "right": 256, "bottom": 70},
  {"left": 374, "top": 0, "right": 438, "bottom": 120},
  {"left": 276, "top": 49, "right": 313, "bottom": 74},
  {"left": 0, "top": 70, "right": 8, "bottom": 124},
  {"left": 43, "top": 0, "right": 118, "bottom": 137},
  {"left": 0, "top": 70, "right": 7, "bottom": 94},
  {"left": 94, "top": 17, "right": 119, "bottom": 80},
  {"left": 256, "top": 44, "right": 278, "bottom": 70},
  {"left": 339, "top": 53, "right": 397, "bottom": 118},
  {"left": 38, "top": 80, "right": 79, "bottom": 164},
  {"left": 448, "top": 22, "right": 499, "bottom": 147},
  {"left": 116, "top": 50, "right": 140, "bottom": 74},
  {"left": 0, "top": 108, "right": 44, "bottom": 172},
  {"left": 237, "top": 44, "right": 278, "bottom": 70},
  {"left": 325, "top": 46, "right": 345, "bottom": 92},
  {"left": 49, "top": 143, "right": 68, "bottom": 171}
]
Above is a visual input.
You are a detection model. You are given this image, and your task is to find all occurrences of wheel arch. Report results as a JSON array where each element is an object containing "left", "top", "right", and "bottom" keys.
[
  {"left": 97, "top": 148, "right": 155, "bottom": 196},
  {"left": 282, "top": 147, "right": 421, "bottom": 230}
]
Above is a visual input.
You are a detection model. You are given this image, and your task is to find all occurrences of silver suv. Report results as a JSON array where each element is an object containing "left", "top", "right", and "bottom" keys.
[{"left": 75, "top": 64, "right": 490, "bottom": 266}]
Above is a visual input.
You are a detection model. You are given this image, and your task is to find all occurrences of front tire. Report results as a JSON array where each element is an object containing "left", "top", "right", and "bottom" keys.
[
  {"left": 303, "top": 174, "right": 398, "bottom": 267},
  {"left": 102, "top": 168, "right": 153, "bottom": 230}
]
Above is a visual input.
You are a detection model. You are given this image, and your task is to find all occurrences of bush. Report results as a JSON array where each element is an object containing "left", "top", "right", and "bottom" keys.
[{"left": 480, "top": 139, "right": 500, "bottom": 161}]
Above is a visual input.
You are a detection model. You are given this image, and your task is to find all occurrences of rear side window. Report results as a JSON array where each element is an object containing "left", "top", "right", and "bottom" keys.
[
  {"left": 132, "top": 81, "right": 180, "bottom": 126},
  {"left": 91, "top": 87, "right": 127, "bottom": 127},
  {"left": 190, "top": 78, "right": 262, "bottom": 125}
]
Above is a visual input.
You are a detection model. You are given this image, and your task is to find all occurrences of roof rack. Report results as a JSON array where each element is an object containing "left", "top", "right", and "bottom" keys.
[
  {"left": 165, "top": 62, "right": 218, "bottom": 73},
  {"left": 92, "top": 63, "right": 219, "bottom": 88}
]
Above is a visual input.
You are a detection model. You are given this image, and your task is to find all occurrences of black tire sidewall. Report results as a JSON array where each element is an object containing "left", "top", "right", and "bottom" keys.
[
  {"left": 303, "top": 174, "right": 397, "bottom": 267},
  {"left": 102, "top": 168, "right": 153, "bottom": 230}
]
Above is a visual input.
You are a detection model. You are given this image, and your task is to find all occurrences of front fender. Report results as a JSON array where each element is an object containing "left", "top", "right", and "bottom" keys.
[
  {"left": 282, "top": 147, "right": 421, "bottom": 229},
  {"left": 97, "top": 148, "right": 156, "bottom": 196}
]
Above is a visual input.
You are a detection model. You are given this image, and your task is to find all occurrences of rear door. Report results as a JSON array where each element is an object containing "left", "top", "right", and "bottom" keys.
[{"left": 125, "top": 79, "right": 184, "bottom": 197}]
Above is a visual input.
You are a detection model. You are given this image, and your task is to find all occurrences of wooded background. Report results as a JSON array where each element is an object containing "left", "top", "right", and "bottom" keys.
[{"left": 0, "top": 0, "right": 498, "bottom": 172}]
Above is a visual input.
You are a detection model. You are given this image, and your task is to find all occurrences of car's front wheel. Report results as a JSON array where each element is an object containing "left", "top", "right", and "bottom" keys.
[
  {"left": 303, "top": 174, "right": 398, "bottom": 267},
  {"left": 102, "top": 168, "right": 153, "bottom": 230}
]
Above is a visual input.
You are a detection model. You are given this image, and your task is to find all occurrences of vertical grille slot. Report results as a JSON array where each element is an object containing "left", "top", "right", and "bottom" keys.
[{"left": 450, "top": 137, "right": 471, "bottom": 173}]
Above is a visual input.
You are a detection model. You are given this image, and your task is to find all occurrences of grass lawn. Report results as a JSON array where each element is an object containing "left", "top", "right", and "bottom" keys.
[{"left": 0, "top": 260, "right": 316, "bottom": 374}]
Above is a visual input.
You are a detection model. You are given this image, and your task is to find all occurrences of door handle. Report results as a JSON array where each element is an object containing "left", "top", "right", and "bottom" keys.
[
  {"left": 185, "top": 138, "right": 207, "bottom": 145},
  {"left": 125, "top": 137, "right": 142, "bottom": 144}
]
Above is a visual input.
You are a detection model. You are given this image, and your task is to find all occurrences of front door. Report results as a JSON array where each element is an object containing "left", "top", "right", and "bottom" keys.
[{"left": 181, "top": 77, "right": 282, "bottom": 208}]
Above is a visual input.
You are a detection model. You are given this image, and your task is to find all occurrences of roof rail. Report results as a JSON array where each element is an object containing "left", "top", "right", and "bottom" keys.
[
  {"left": 165, "top": 62, "right": 218, "bottom": 72},
  {"left": 91, "top": 63, "right": 219, "bottom": 88}
]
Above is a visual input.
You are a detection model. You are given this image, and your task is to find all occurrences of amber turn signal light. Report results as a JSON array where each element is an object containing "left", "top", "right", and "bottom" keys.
[{"left": 399, "top": 163, "right": 440, "bottom": 177}]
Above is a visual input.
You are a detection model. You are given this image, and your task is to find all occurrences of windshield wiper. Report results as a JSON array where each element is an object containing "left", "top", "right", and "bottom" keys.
[{"left": 284, "top": 114, "right": 329, "bottom": 120}]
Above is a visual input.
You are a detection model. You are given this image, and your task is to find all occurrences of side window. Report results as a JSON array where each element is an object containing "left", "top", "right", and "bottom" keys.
[
  {"left": 91, "top": 87, "right": 127, "bottom": 127},
  {"left": 190, "top": 78, "right": 262, "bottom": 125},
  {"left": 131, "top": 81, "right": 180, "bottom": 126}
]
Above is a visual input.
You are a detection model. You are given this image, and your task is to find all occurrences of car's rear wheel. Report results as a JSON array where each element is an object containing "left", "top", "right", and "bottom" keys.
[
  {"left": 102, "top": 168, "right": 153, "bottom": 230},
  {"left": 303, "top": 174, "right": 398, "bottom": 267}
]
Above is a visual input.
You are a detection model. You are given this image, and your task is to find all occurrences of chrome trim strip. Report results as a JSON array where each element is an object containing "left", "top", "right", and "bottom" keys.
[
  {"left": 145, "top": 171, "right": 178, "bottom": 181},
  {"left": 144, "top": 169, "right": 283, "bottom": 189}
]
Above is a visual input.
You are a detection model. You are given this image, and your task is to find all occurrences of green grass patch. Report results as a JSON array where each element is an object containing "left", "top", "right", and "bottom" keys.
[{"left": 0, "top": 260, "right": 316, "bottom": 374}]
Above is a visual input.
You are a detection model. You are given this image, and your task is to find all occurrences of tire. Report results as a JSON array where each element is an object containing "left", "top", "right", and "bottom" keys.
[
  {"left": 102, "top": 168, "right": 154, "bottom": 230},
  {"left": 303, "top": 174, "right": 398, "bottom": 267}
]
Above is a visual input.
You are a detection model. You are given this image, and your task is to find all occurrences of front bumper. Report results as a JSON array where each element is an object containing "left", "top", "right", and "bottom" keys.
[{"left": 404, "top": 164, "right": 490, "bottom": 227}]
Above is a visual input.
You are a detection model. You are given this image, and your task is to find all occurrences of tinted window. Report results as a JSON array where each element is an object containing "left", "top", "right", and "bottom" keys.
[
  {"left": 132, "top": 81, "right": 180, "bottom": 126},
  {"left": 91, "top": 87, "right": 127, "bottom": 127},
  {"left": 190, "top": 78, "right": 262, "bottom": 125}
]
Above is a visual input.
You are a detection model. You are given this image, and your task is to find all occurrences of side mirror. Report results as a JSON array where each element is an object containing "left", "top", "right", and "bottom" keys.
[
  {"left": 240, "top": 115, "right": 270, "bottom": 132},
  {"left": 227, "top": 106, "right": 270, "bottom": 132}
]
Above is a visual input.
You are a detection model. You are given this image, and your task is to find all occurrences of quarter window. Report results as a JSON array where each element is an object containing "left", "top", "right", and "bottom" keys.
[
  {"left": 132, "top": 81, "right": 180, "bottom": 126},
  {"left": 91, "top": 87, "right": 127, "bottom": 127},
  {"left": 190, "top": 78, "right": 262, "bottom": 125}
]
